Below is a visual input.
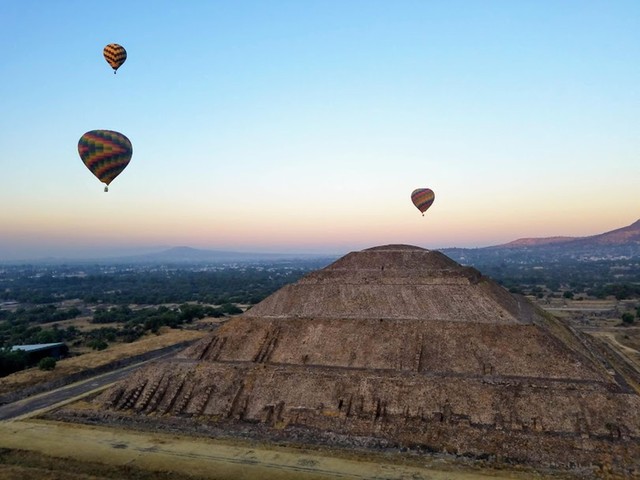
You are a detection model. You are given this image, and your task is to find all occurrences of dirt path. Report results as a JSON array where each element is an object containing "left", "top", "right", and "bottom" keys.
[
  {"left": 591, "top": 331, "right": 640, "bottom": 370},
  {"left": 0, "top": 420, "right": 561, "bottom": 480}
]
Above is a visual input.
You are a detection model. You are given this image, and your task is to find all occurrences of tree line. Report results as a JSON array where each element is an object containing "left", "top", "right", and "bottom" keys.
[{"left": 0, "top": 265, "right": 316, "bottom": 305}]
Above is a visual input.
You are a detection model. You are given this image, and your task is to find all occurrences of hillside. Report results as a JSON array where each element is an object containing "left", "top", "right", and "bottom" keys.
[
  {"left": 443, "top": 218, "right": 640, "bottom": 265},
  {"left": 500, "top": 219, "right": 640, "bottom": 249}
]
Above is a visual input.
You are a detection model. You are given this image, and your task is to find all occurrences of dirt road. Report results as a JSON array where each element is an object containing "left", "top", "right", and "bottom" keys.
[{"left": 590, "top": 331, "right": 640, "bottom": 371}]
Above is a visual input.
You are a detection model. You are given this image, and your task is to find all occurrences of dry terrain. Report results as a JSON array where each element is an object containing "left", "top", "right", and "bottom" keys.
[
  {"left": 0, "top": 419, "right": 588, "bottom": 480},
  {"left": 533, "top": 297, "right": 640, "bottom": 377}
]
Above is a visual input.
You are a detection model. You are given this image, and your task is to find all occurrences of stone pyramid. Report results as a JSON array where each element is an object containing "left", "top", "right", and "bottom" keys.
[{"left": 93, "top": 245, "right": 640, "bottom": 472}]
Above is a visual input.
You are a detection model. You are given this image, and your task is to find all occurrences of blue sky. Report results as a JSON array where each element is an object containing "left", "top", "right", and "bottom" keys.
[{"left": 1, "top": 1, "right": 638, "bottom": 259}]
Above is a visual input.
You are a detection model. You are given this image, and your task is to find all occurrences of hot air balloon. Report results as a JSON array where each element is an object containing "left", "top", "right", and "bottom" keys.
[
  {"left": 103, "top": 43, "right": 127, "bottom": 73},
  {"left": 411, "top": 188, "right": 435, "bottom": 216},
  {"left": 78, "top": 130, "right": 132, "bottom": 192}
]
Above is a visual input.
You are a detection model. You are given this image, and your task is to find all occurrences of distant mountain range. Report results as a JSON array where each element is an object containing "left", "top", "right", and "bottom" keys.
[
  {"left": 442, "top": 219, "right": 640, "bottom": 264},
  {"left": 116, "top": 246, "right": 335, "bottom": 264},
  {"left": 498, "top": 219, "right": 640, "bottom": 248},
  {"left": 3, "top": 246, "right": 338, "bottom": 266},
  {"left": 3, "top": 220, "right": 639, "bottom": 266},
  {"left": 108, "top": 220, "right": 640, "bottom": 266}
]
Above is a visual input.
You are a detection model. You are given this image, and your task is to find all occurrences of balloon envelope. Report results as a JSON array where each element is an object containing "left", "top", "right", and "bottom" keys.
[
  {"left": 411, "top": 188, "right": 435, "bottom": 214},
  {"left": 103, "top": 44, "right": 127, "bottom": 72},
  {"left": 78, "top": 130, "right": 132, "bottom": 188}
]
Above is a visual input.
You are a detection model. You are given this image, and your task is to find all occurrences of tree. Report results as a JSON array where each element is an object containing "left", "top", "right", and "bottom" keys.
[
  {"left": 621, "top": 312, "right": 635, "bottom": 325},
  {"left": 36, "top": 327, "right": 61, "bottom": 344},
  {"left": 38, "top": 356, "right": 57, "bottom": 371},
  {"left": 0, "top": 349, "right": 28, "bottom": 377},
  {"left": 87, "top": 339, "right": 108, "bottom": 350},
  {"left": 221, "top": 303, "right": 243, "bottom": 315}
]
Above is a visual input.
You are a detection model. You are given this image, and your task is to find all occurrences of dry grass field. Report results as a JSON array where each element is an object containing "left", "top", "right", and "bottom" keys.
[{"left": 0, "top": 420, "right": 587, "bottom": 480}]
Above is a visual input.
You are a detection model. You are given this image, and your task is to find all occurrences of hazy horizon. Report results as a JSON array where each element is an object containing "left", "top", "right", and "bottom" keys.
[
  {"left": 2, "top": 1, "right": 638, "bottom": 262},
  {"left": 2, "top": 216, "right": 638, "bottom": 262}
]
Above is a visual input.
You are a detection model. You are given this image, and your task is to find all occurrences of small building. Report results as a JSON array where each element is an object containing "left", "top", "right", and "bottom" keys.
[{"left": 10, "top": 342, "right": 68, "bottom": 363}]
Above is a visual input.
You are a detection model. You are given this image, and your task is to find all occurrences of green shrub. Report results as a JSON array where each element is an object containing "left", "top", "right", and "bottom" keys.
[
  {"left": 221, "top": 303, "right": 242, "bottom": 315},
  {"left": 621, "top": 312, "right": 635, "bottom": 325},
  {"left": 87, "top": 339, "right": 108, "bottom": 350},
  {"left": 38, "top": 356, "right": 57, "bottom": 371}
]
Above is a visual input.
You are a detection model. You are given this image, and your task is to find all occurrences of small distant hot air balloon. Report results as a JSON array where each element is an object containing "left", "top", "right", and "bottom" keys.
[
  {"left": 411, "top": 188, "right": 435, "bottom": 216},
  {"left": 103, "top": 43, "right": 127, "bottom": 73},
  {"left": 78, "top": 130, "right": 132, "bottom": 192}
]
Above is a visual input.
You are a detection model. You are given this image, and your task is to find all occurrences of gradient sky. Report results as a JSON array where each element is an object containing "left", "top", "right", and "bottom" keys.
[{"left": 1, "top": 1, "right": 638, "bottom": 260}]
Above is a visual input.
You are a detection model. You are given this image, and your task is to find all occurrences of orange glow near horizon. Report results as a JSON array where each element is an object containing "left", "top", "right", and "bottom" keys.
[{"left": 3, "top": 200, "right": 637, "bottom": 258}]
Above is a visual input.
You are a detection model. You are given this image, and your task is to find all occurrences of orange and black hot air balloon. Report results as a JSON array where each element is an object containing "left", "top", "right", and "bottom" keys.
[
  {"left": 78, "top": 130, "right": 132, "bottom": 192},
  {"left": 411, "top": 188, "right": 435, "bottom": 216},
  {"left": 103, "top": 43, "right": 127, "bottom": 73}
]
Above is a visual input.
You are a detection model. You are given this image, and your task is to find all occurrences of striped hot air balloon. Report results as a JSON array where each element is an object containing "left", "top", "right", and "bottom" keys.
[
  {"left": 103, "top": 43, "right": 127, "bottom": 73},
  {"left": 411, "top": 188, "right": 435, "bottom": 216},
  {"left": 78, "top": 130, "right": 132, "bottom": 192}
]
